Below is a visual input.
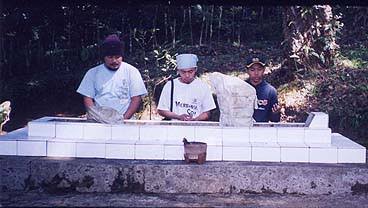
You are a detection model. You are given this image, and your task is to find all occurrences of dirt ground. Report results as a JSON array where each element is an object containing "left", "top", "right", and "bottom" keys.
[{"left": 1, "top": 191, "right": 368, "bottom": 207}]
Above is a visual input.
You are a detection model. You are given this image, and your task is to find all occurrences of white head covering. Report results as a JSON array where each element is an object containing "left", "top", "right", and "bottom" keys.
[{"left": 176, "top": 54, "right": 198, "bottom": 70}]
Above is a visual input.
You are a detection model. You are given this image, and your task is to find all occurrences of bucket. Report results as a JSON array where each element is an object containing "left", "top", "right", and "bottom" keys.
[{"left": 183, "top": 138, "right": 207, "bottom": 164}]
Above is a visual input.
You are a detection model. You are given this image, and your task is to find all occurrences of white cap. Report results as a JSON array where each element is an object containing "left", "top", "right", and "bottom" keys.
[{"left": 176, "top": 54, "right": 198, "bottom": 70}]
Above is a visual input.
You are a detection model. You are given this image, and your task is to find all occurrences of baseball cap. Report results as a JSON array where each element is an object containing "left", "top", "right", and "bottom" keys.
[{"left": 246, "top": 54, "right": 266, "bottom": 68}]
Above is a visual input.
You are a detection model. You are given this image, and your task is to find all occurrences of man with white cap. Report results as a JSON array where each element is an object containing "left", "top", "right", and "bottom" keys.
[
  {"left": 77, "top": 34, "right": 147, "bottom": 120},
  {"left": 157, "top": 54, "right": 216, "bottom": 121}
]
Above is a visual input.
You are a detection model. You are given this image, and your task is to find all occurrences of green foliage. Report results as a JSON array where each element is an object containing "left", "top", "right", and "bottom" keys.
[
  {"left": 340, "top": 45, "right": 368, "bottom": 68},
  {"left": 0, "top": 101, "right": 11, "bottom": 124}
]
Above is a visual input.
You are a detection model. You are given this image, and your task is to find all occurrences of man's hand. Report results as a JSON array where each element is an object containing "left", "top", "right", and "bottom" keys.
[
  {"left": 177, "top": 114, "right": 194, "bottom": 121},
  {"left": 272, "top": 103, "right": 281, "bottom": 113}
]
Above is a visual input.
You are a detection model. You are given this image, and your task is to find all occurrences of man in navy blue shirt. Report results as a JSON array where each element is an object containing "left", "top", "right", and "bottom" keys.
[{"left": 245, "top": 55, "right": 280, "bottom": 122}]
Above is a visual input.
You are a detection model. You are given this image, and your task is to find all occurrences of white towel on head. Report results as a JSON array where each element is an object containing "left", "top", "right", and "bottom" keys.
[{"left": 176, "top": 54, "right": 198, "bottom": 70}]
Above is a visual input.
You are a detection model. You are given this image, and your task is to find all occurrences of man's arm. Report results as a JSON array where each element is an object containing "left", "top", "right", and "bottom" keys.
[
  {"left": 269, "top": 89, "right": 280, "bottom": 122},
  {"left": 83, "top": 97, "right": 94, "bottom": 108},
  {"left": 123, "top": 96, "right": 141, "bottom": 119},
  {"left": 158, "top": 109, "right": 193, "bottom": 121},
  {"left": 193, "top": 111, "right": 211, "bottom": 121}
]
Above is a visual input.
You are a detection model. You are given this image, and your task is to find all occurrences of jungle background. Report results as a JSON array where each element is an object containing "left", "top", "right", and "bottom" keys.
[{"left": 0, "top": 1, "right": 367, "bottom": 147}]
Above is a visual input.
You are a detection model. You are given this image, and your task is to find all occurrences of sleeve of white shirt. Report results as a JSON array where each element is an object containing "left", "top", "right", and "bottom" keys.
[
  {"left": 201, "top": 83, "right": 216, "bottom": 112},
  {"left": 129, "top": 68, "right": 148, "bottom": 97},
  {"left": 157, "top": 81, "right": 171, "bottom": 111},
  {"left": 76, "top": 69, "right": 96, "bottom": 98}
]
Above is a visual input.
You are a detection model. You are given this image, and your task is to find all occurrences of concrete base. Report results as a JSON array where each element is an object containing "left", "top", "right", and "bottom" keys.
[{"left": 1, "top": 155, "right": 368, "bottom": 195}]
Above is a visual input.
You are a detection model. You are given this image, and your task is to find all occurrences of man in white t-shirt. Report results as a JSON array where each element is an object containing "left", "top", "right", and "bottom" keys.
[
  {"left": 77, "top": 34, "right": 147, "bottom": 119},
  {"left": 157, "top": 54, "right": 216, "bottom": 121}
]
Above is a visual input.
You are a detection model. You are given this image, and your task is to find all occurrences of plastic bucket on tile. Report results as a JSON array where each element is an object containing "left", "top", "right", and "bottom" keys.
[{"left": 183, "top": 141, "right": 207, "bottom": 164}]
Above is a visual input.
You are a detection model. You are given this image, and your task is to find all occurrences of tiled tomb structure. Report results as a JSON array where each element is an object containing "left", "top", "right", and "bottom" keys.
[{"left": 0, "top": 112, "right": 366, "bottom": 163}]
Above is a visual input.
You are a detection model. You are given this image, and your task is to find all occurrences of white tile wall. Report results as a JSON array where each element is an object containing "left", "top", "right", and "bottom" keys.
[
  {"left": 195, "top": 127, "right": 222, "bottom": 145},
  {"left": 309, "top": 147, "right": 338, "bottom": 163},
  {"left": 251, "top": 142, "right": 280, "bottom": 162},
  {"left": 167, "top": 126, "right": 195, "bottom": 141},
  {"left": 308, "top": 112, "right": 329, "bottom": 128},
  {"left": 277, "top": 127, "right": 305, "bottom": 143},
  {"left": 2, "top": 116, "right": 364, "bottom": 164},
  {"left": 206, "top": 145, "right": 222, "bottom": 161},
  {"left": 223, "top": 146, "right": 251, "bottom": 161},
  {"left": 17, "top": 140, "right": 47, "bottom": 156},
  {"left": 56, "top": 123, "right": 83, "bottom": 139},
  {"left": 280, "top": 147, "right": 309, "bottom": 162},
  {"left": 105, "top": 143, "right": 135, "bottom": 159},
  {"left": 111, "top": 125, "right": 139, "bottom": 140},
  {"left": 47, "top": 141, "right": 76, "bottom": 157},
  {"left": 135, "top": 143, "right": 164, "bottom": 160},
  {"left": 164, "top": 145, "right": 184, "bottom": 160},
  {"left": 304, "top": 128, "right": 331, "bottom": 144},
  {"left": 28, "top": 122, "right": 55, "bottom": 137},
  {"left": 0, "top": 140, "right": 17, "bottom": 155},
  {"left": 139, "top": 125, "right": 167, "bottom": 141},
  {"left": 83, "top": 123, "right": 111, "bottom": 140},
  {"left": 222, "top": 127, "right": 250, "bottom": 143},
  {"left": 76, "top": 142, "right": 105, "bottom": 158},
  {"left": 250, "top": 127, "right": 277, "bottom": 142},
  {"left": 331, "top": 133, "right": 366, "bottom": 163}
]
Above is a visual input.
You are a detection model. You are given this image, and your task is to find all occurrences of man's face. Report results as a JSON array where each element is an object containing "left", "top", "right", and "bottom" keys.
[
  {"left": 104, "top": 55, "right": 123, "bottom": 70},
  {"left": 247, "top": 63, "right": 265, "bottom": 86},
  {"left": 178, "top": 68, "right": 196, "bottom": 84}
]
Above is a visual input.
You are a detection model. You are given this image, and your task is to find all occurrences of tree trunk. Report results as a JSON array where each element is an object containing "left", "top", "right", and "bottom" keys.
[
  {"left": 188, "top": 6, "right": 193, "bottom": 45},
  {"left": 217, "top": 6, "right": 223, "bottom": 44},
  {"left": 282, "top": 6, "right": 340, "bottom": 70},
  {"left": 200, "top": 6, "right": 206, "bottom": 46}
]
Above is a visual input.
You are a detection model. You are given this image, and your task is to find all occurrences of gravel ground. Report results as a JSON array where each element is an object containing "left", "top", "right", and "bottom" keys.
[{"left": 1, "top": 191, "right": 368, "bottom": 207}]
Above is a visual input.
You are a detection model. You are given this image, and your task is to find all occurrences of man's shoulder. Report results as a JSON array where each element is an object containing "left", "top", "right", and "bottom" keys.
[
  {"left": 263, "top": 80, "right": 277, "bottom": 92},
  {"left": 120, "top": 62, "right": 139, "bottom": 71},
  {"left": 87, "top": 63, "right": 105, "bottom": 73}
]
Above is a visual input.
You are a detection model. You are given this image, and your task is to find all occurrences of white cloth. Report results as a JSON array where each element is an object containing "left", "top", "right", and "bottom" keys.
[
  {"left": 77, "top": 62, "right": 147, "bottom": 114},
  {"left": 176, "top": 54, "right": 198, "bottom": 69},
  {"left": 157, "top": 78, "right": 216, "bottom": 118},
  {"left": 208, "top": 72, "right": 257, "bottom": 127}
]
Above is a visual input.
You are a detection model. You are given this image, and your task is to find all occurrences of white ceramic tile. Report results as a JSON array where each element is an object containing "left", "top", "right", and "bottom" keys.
[
  {"left": 309, "top": 147, "right": 338, "bottom": 163},
  {"left": 250, "top": 127, "right": 277, "bottom": 142},
  {"left": 47, "top": 141, "right": 76, "bottom": 157},
  {"left": 222, "top": 127, "right": 250, "bottom": 144},
  {"left": 0, "top": 140, "right": 17, "bottom": 155},
  {"left": 76, "top": 142, "right": 105, "bottom": 158},
  {"left": 139, "top": 126, "right": 167, "bottom": 141},
  {"left": 337, "top": 148, "right": 366, "bottom": 163},
  {"left": 223, "top": 146, "right": 251, "bottom": 161},
  {"left": 278, "top": 142, "right": 307, "bottom": 148},
  {"left": 135, "top": 144, "right": 164, "bottom": 160},
  {"left": 280, "top": 147, "right": 309, "bottom": 162},
  {"left": 251, "top": 143, "right": 280, "bottom": 162},
  {"left": 167, "top": 126, "right": 195, "bottom": 141},
  {"left": 105, "top": 143, "right": 135, "bottom": 159},
  {"left": 164, "top": 145, "right": 184, "bottom": 160},
  {"left": 304, "top": 128, "right": 331, "bottom": 144},
  {"left": 277, "top": 127, "right": 305, "bottom": 143},
  {"left": 56, "top": 123, "right": 83, "bottom": 139},
  {"left": 111, "top": 125, "right": 139, "bottom": 140},
  {"left": 0, "top": 127, "right": 28, "bottom": 140},
  {"left": 206, "top": 145, "right": 222, "bottom": 161},
  {"left": 195, "top": 127, "right": 222, "bottom": 145},
  {"left": 83, "top": 123, "right": 111, "bottom": 140},
  {"left": 331, "top": 133, "right": 366, "bottom": 163},
  {"left": 17, "top": 140, "right": 47, "bottom": 156},
  {"left": 307, "top": 112, "right": 329, "bottom": 128},
  {"left": 28, "top": 122, "right": 55, "bottom": 137}
]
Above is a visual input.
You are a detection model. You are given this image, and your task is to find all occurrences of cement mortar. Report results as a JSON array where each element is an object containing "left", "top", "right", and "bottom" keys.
[{"left": 1, "top": 156, "right": 368, "bottom": 195}]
